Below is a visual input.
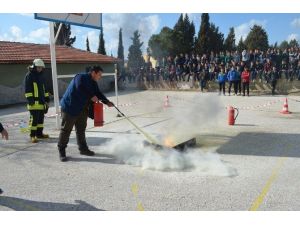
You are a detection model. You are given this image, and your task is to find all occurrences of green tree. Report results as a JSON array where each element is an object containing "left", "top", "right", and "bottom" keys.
[
  {"left": 86, "top": 37, "right": 90, "bottom": 52},
  {"left": 127, "top": 30, "right": 145, "bottom": 72},
  {"left": 189, "top": 21, "right": 196, "bottom": 52},
  {"left": 195, "top": 13, "right": 210, "bottom": 55},
  {"left": 54, "top": 23, "right": 76, "bottom": 46},
  {"left": 224, "top": 27, "right": 236, "bottom": 52},
  {"left": 183, "top": 14, "right": 195, "bottom": 53},
  {"left": 148, "top": 26, "right": 174, "bottom": 59},
  {"left": 279, "top": 40, "right": 289, "bottom": 50},
  {"left": 289, "top": 39, "right": 299, "bottom": 48},
  {"left": 172, "top": 14, "right": 185, "bottom": 54},
  {"left": 117, "top": 28, "right": 125, "bottom": 67},
  {"left": 237, "top": 37, "right": 247, "bottom": 52},
  {"left": 97, "top": 29, "right": 106, "bottom": 55},
  {"left": 148, "top": 14, "right": 195, "bottom": 58},
  {"left": 207, "top": 23, "right": 224, "bottom": 53},
  {"left": 244, "top": 25, "right": 269, "bottom": 51}
]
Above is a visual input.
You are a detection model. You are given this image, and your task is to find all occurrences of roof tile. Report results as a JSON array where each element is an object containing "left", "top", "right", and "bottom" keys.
[{"left": 0, "top": 41, "right": 119, "bottom": 64}]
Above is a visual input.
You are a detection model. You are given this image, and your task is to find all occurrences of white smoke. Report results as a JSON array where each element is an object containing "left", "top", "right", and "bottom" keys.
[
  {"left": 99, "top": 93, "right": 236, "bottom": 176},
  {"left": 161, "top": 93, "right": 223, "bottom": 141},
  {"left": 100, "top": 136, "right": 236, "bottom": 176}
]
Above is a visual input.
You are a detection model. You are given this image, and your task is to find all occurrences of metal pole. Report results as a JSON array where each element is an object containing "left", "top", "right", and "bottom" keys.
[
  {"left": 49, "top": 22, "right": 60, "bottom": 129},
  {"left": 114, "top": 64, "right": 122, "bottom": 117}
]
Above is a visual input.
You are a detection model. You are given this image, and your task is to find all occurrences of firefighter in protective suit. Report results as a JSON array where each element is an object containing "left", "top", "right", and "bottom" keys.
[{"left": 24, "top": 59, "right": 50, "bottom": 143}]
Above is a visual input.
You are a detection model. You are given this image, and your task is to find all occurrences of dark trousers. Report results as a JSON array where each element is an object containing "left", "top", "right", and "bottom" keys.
[
  {"left": 58, "top": 106, "right": 88, "bottom": 150},
  {"left": 228, "top": 81, "right": 237, "bottom": 95},
  {"left": 200, "top": 79, "right": 206, "bottom": 92},
  {"left": 271, "top": 80, "right": 277, "bottom": 95},
  {"left": 242, "top": 82, "right": 250, "bottom": 96},
  {"left": 237, "top": 80, "right": 241, "bottom": 94},
  {"left": 219, "top": 82, "right": 225, "bottom": 94},
  {"left": 29, "top": 110, "right": 45, "bottom": 137}
]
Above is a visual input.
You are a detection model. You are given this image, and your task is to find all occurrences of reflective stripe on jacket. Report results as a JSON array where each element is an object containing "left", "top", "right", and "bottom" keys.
[{"left": 24, "top": 69, "right": 49, "bottom": 110}]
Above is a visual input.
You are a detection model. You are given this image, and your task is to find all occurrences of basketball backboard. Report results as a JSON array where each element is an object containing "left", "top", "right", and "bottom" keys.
[{"left": 35, "top": 13, "right": 102, "bottom": 29}]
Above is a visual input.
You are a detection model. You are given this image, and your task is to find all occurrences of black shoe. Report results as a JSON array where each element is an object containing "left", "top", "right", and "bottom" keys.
[
  {"left": 60, "top": 155, "right": 68, "bottom": 162},
  {"left": 80, "top": 149, "right": 95, "bottom": 156},
  {"left": 0, "top": 188, "right": 3, "bottom": 194},
  {"left": 58, "top": 148, "right": 68, "bottom": 162},
  {"left": 36, "top": 133, "right": 49, "bottom": 139}
]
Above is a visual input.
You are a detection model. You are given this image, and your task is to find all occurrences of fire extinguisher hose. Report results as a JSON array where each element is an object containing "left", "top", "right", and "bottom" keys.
[
  {"left": 113, "top": 105, "right": 158, "bottom": 145},
  {"left": 234, "top": 107, "right": 239, "bottom": 121}
]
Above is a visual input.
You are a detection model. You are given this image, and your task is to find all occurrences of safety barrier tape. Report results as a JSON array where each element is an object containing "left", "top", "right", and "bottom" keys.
[
  {"left": 237, "top": 99, "right": 282, "bottom": 110},
  {"left": 168, "top": 95, "right": 283, "bottom": 111},
  {"left": 2, "top": 96, "right": 296, "bottom": 129}
]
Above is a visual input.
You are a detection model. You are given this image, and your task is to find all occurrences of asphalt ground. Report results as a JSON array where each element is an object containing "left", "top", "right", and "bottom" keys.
[{"left": 0, "top": 89, "right": 300, "bottom": 211}]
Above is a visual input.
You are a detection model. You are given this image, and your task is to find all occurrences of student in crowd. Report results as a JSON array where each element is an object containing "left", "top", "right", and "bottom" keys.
[
  {"left": 227, "top": 66, "right": 238, "bottom": 96},
  {"left": 217, "top": 68, "right": 227, "bottom": 95},
  {"left": 241, "top": 67, "right": 250, "bottom": 96},
  {"left": 269, "top": 66, "right": 279, "bottom": 95}
]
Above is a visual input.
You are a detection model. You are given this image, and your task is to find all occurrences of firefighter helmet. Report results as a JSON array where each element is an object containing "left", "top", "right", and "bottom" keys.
[{"left": 33, "top": 59, "right": 45, "bottom": 68}]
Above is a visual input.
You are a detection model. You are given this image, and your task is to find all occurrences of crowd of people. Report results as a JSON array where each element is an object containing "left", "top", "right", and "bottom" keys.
[{"left": 125, "top": 47, "right": 300, "bottom": 96}]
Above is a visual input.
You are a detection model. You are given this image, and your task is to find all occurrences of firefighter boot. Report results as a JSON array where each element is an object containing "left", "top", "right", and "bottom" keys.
[
  {"left": 58, "top": 148, "right": 67, "bottom": 162},
  {"left": 31, "top": 136, "right": 38, "bottom": 143},
  {"left": 30, "top": 130, "right": 38, "bottom": 143},
  {"left": 37, "top": 133, "right": 49, "bottom": 139},
  {"left": 37, "top": 129, "right": 49, "bottom": 139}
]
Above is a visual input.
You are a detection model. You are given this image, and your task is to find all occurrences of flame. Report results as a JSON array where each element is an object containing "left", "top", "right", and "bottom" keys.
[{"left": 164, "top": 136, "right": 175, "bottom": 147}]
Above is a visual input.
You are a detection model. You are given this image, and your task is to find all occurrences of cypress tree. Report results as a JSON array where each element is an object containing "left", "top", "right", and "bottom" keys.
[{"left": 97, "top": 29, "right": 106, "bottom": 55}]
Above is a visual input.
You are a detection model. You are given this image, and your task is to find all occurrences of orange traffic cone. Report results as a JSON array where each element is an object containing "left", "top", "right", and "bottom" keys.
[
  {"left": 164, "top": 95, "right": 170, "bottom": 108},
  {"left": 280, "top": 98, "right": 291, "bottom": 114}
]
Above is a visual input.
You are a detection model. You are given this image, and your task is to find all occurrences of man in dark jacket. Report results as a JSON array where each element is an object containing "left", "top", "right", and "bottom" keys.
[
  {"left": 24, "top": 59, "right": 50, "bottom": 143},
  {"left": 57, "top": 66, "right": 114, "bottom": 162}
]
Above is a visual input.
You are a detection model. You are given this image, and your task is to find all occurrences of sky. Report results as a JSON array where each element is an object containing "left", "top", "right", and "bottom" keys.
[{"left": 0, "top": 13, "right": 300, "bottom": 58}]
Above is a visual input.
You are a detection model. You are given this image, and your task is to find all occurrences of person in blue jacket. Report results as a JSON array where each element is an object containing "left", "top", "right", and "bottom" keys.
[
  {"left": 57, "top": 66, "right": 114, "bottom": 162},
  {"left": 217, "top": 68, "right": 227, "bottom": 95},
  {"left": 227, "top": 66, "right": 238, "bottom": 96}
]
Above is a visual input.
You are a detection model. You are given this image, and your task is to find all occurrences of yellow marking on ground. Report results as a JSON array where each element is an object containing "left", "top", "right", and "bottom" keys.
[
  {"left": 137, "top": 202, "right": 144, "bottom": 211},
  {"left": 131, "top": 183, "right": 139, "bottom": 197},
  {"left": 249, "top": 157, "right": 287, "bottom": 211}
]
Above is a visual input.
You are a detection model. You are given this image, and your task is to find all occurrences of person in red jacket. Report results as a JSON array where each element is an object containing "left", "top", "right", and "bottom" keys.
[{"left": 241, "top": 67, "right": 250, "bottom": 96}]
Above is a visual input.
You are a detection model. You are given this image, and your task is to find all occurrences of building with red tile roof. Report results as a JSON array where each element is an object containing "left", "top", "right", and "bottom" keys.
[
  {"left": 0, "top": 41, "right": 118, "bottom": 64},
  {"left": 0, "top": 41, "right": 119, "bottom": 105}
]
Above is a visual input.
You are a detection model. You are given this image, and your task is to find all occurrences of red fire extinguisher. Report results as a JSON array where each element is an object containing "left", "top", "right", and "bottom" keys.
[
  {"left": 94, "top": 101, "right": 103, "bottom": 127},
  {"left": 228, "top": 106, "right": 239, "bottom": 125}
]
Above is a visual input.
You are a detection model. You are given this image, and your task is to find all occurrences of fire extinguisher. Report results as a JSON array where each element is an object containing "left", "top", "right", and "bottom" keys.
[
  {"left": 94, "top": 101, "right": 103, "bottom": 127},
  {"left": 228, "top": 106, "right": 239, "bottom": 125}
]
